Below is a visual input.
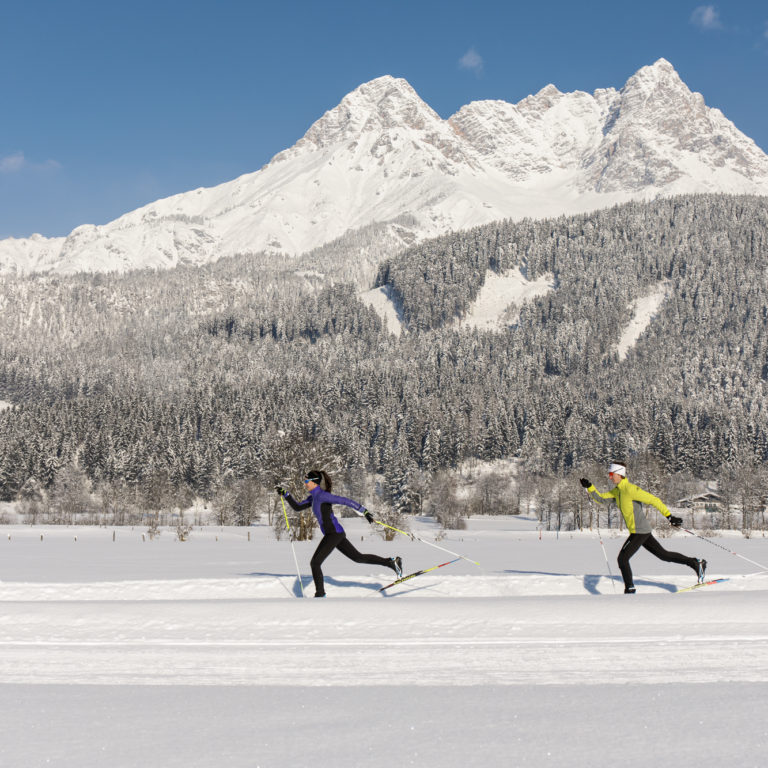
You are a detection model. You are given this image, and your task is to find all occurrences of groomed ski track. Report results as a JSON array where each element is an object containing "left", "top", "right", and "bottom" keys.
[
  {"left": 1, "top": 522, "right": 768, "bottom": 687},
  {"left": 1, "top": 581, "right": 767, "bottom": 687}
]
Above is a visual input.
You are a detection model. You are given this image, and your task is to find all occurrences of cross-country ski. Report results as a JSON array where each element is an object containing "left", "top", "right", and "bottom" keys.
[
  {"left": 378, "top": 557, "right": 462, "bottom": 592},
  {"left": 676, "top": 577, "right": 730, "bottom": 593}
]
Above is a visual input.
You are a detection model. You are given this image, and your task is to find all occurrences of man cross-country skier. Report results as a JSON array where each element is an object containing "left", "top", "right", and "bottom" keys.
[
  {"left": 580, "top": 462, "right": 706, "bottom": 594},
  {"left": 277, "top": 470, "right": 403, "bottom": 597}
]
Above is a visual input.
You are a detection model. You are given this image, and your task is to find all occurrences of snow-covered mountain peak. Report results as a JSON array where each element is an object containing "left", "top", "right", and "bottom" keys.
[
  {"left": 275, "top": 75, "right": 444, "bottom": 159},
  {"left": 449, "top": 83, "right": 607, "bottom": 181},
  {"left": 2, "top": 60, "right": 768, "bottom": 275},
  {"left": 617, "top": 58, "right": 702, "bottom": 120},
  {"left": 518, "top": 83, "right": 565, "bottom": 113},
  {"left": 582, "top": 59, "right": 768, "bottom": 193},
  {"left": 348, "top": 75, "right": 439, "bottom": 130},
  {"left": 626, "top": 57, "right": 677, "bottom": 81}
]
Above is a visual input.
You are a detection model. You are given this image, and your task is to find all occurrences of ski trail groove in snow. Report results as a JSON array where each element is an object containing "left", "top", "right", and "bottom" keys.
[{"left": 0, "top": 591, "right": 766, "bottom": 686}]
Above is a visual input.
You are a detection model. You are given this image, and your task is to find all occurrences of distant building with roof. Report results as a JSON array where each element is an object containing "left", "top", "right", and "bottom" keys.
[{"left": 674, "top": 489, "right": 724, "bottom": 515}]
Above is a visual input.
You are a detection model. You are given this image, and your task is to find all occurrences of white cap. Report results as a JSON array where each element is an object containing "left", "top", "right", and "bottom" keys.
[{"left": 608, "top": 463, "right": 627, "bottom": 477}]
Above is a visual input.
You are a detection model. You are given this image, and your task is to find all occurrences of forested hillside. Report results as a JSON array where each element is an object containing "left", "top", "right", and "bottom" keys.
[{"left": 1, "top": 194, "right": 767, "bottom": 525}]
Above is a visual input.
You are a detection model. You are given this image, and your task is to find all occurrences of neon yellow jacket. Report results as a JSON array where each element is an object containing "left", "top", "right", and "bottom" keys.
[{"left": 586, "top": 477, "right": 671, "bottom": 534}]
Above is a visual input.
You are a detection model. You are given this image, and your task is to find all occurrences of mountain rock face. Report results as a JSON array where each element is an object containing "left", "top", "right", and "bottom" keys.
[{"left": 3, "top": 59, "right": 768, "bottom": 275}]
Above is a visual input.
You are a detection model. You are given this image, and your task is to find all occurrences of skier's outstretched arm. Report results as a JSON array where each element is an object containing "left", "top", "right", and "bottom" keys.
[
  {"left": 580, "top": 478, "right": 615, "bottom": 503},
  {"left": 275, "top": 486, "right": 312, "bottom": 511}
]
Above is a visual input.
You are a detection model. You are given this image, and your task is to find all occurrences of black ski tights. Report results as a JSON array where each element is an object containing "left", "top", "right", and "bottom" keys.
[
  {"left": 310, "top": 532, "right": 394, "bottom": 596},
  {"left": 618, "top": 532, "right": 699, "bottom": 589}
]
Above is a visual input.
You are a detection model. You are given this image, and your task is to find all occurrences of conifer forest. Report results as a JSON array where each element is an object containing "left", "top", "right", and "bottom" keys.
[{"left": 1, "top": 194, "right": 767, "bottom": 530}]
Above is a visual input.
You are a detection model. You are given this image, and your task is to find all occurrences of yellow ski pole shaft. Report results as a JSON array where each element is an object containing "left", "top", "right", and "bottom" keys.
[
  {"left": 371, "top": 518, "right": 480, "bottom": 567},
  {"left": 280, "top": 495, "right": 291, "bottom": 529},
  {"left": 281, "top": 495, "right": 305, "bottom": 597}
]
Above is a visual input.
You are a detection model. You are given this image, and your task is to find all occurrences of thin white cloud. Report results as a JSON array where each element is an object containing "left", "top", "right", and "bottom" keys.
[
  {"left": 0, "top": 152, "right": 26, "bottom": 173},
  {"left": 690, "top": 5, "right": 722, "bottom": 30},
  {"left": 764, "top": 20, "right": 768, "bottom": 39},
  {"left": 459, "top": 47, "right": 483, "bottom": 75},
  {"left": 0, "top": 151, "right": 60, "bottom": 174}
]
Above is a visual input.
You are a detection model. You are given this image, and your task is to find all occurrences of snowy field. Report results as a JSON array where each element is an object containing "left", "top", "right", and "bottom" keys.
[{"left": 1, "top": 515, "right": 767, "bottom": 767}]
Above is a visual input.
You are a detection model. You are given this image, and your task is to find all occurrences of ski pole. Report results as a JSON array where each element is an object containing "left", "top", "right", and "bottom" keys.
[
  {"left": 596, "top": 521, "right": 617, "bottom": 594},
  {"left": 370, "top": 518, "right": 480, "bottom": 566},
  {"left": 280, "top": 495, "right": 305, "bottom": 597},
  {"left": 679, "top": 527, "right": 768, "bottom": 572},
  {"left": 589, "top": 498, "right": 616, "bottom": 593}
]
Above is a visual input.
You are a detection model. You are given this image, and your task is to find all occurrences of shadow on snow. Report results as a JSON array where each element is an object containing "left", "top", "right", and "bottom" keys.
[{"left": 503, "top": 569, "right": 677, "bottom": 595}]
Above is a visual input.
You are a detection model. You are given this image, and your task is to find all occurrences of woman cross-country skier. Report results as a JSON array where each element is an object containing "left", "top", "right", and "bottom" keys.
[
  {"left": 580, "top": 462, "right": 706, "bottom": 594},
  {"left": 277, "top": 470, "right": 403, "bottom": 597}
]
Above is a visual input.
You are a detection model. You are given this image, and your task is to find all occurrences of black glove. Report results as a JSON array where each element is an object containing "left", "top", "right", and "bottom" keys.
[
  {"left": 668, "top": 515, "right": 683, "bottom": 527},
  {"left": 275, "top": 485, "right": 286, "bottom": 497},
  {"left": 362, "top": 508, "right": 374, "bottom": 524},
  {"left": 579, "top": 478, "right": 592, "bottom": 489}
]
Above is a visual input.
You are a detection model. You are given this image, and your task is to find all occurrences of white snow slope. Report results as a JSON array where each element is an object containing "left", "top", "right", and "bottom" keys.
[
  {"left": 3, "top": 58, "right": 768, "bottom": 275},
  {"left": 1, "top": 517, "right": 766, "bottom": 767},
  {"left": 617, "top": 281, "right": 670, "bottom": 359},
  {"left": 459, "top": 268, "right": 555, "bottom": 330},
  {"left": 359, "top": 285, "right": 404, "bottom": 335}
]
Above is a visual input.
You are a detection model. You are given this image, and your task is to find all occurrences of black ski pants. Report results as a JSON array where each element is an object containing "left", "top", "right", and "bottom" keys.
[
  {"left": 310, "top": 531, "right": 394, "bottom": 596},
  {"left": 618, "top": 532, "right": 698, "bottom": 589}
]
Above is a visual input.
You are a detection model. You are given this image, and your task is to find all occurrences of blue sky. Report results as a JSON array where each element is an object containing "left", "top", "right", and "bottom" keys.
[{"left": 1, "top": 0, "right": 767, "bottom": 239}]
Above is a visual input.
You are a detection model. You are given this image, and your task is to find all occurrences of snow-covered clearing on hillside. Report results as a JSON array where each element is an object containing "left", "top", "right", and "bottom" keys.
[
  {"left": 1, "top": 517, "right": 767, "bottom": 767},
  {"left": 459, "top": 268, "right": 555, "bottom": 330},
  {"left": 617, "top": 281, "right": 669, "bottom": 360},
  {"left": 360, "top": 268, "right": 554, "bottom": 335},
  {"left": 359, "top": 284, "right": 404, "bottom": 334}
]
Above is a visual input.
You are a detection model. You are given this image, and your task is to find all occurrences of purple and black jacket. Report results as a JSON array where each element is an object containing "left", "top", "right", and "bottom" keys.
[{"left": 283, "top": 486, "right": 365, "bottom": 535}]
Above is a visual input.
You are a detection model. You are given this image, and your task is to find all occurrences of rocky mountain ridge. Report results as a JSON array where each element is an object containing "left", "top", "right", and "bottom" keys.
[{"left": 2, "top": 59, "right": 767, "bottom": 276}]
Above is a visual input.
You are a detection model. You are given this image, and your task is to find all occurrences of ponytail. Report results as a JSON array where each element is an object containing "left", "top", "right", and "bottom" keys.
[{"left": 306, "top": 469, "right": 332, "bottom": 492}]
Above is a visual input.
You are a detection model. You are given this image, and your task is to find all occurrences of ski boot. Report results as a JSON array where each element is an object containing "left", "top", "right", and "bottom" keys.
[
  {"left": 696, "top": 559, "right": 707, "bottom": 584},
  {"left": 390, "top": 556, "right": 403, "bottom": 578}
]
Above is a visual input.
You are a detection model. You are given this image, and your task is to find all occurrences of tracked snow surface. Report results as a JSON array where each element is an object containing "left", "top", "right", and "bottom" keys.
[{"left": 1, "top": 516, "right": 766, "bottom": 767}]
